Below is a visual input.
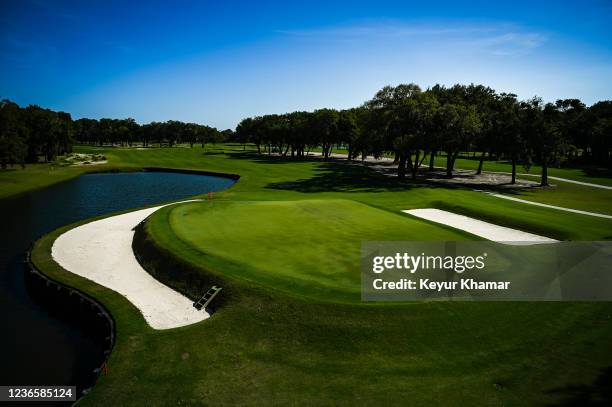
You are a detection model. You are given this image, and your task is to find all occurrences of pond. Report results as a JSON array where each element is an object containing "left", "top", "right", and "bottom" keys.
[{"left": 0, "top": 170, "right": 234, "bottom": 400}]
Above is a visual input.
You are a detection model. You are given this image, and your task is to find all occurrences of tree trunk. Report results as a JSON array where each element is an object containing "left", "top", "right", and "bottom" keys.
[
  {"left": 397, "top": 155, "right": 407, "bottom": 179},
  {"left": 446, "top": 152, "right": 456, "bottom": 178},
  {"left": 476, "top": 151, "right": 486, "bottom": 175},
  {"left": 511, "top": 156, "right": 517, "bottom": 184},
  {"left": 347, "top": 144, "right": 352, "bottom": 161},
  {"left": 429, "top": 151, "right": 436, "bottom": 171},
  {"left": 541, "top": 154, "right": 549, "bottom": 186},
  {"left": 411, "top": 151, "right": 420, "bottom": 180}
]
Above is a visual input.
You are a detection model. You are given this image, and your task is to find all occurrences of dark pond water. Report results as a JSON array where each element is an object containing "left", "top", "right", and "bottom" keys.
[{"left": 0, "top": 171, "right": 234, "bottom": 401}]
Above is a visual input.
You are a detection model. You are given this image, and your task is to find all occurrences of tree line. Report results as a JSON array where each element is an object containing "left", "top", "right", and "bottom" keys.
[
  {"left": 0, "top": 100, "right": 74, "bottom": 168},
  {"left": 0, "top": 99, "right": 230, "bottom": 169},
  {"left": 2, "top": 83, "right": 611, "bottom": 184},
  {"left": 75, "top": 118, "right": 230, "bottom": 148},
  {"left": 235, "top": 84, "right": 612, "bottom": 186}
]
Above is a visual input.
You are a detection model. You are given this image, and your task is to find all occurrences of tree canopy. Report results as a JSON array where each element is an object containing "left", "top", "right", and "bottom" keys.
[
  {"left": 235, "top": 83, "right": 612, "bottom": 185},
  {"left": 2, "top": 83, "right": 611, "bottom": 186}
]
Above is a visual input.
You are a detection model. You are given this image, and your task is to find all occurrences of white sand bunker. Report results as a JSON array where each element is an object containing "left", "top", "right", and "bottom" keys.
[
  {"left": 52, "top": 201, "right": 208, "bottom": 329},
  {"left": 403, "top": 208, "right": 557, "bottom": 245}
]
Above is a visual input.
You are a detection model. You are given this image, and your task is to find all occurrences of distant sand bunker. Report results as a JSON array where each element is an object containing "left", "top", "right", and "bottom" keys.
[{"left": 403, "top": 208, "right": 557, "bottom": 244}]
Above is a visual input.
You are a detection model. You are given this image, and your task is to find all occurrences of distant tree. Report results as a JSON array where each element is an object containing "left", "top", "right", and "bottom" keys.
[
  {"left": 464, "top": 84, "right": 497, "bottom": 174},
  {"left": 311, "top": 109, "right": 339, "bottom": 158},
  {"left": 365, "top": 83, "right": 422, "bottom": 167},
  {"left": 520, "top": 98, "right": 564, "bottom": 186},
  {"left": 386, "top": 92, "right": 438, "bottom": 179},
  {"left": 287, "top": 111, "right": 310, "bottom": 158},
  {"left": 337, "top": 109, "right": 359, "bottom": 160},
  {"left": 344, "top": 107, "right": 372, "bottom": 161},
  {"left": 554, "top": 99, "right": 587, "bottom": 162},
  {"left": 440, "top": 104, "right": 482, "bottom": 178},
  {"left": 235, "top": 117, "right": 255, "bottom": 151},
  {"left": 21, "top": 105, "right": 73, "bottom": 162},
  {"left": 183, "top": 123, "right": 198, "bottom": 148},
  {"left": 0, "top": 100, "right": 28, "bottom": 168},
  {"left": 592, "top": 117, "right": 612, "bottom": 166},
  {"left": 492, "top": 93, "right": 523, "bottom": 184},
  {"left": 587, "top": 101, "right": 612, "bottom": 166}
]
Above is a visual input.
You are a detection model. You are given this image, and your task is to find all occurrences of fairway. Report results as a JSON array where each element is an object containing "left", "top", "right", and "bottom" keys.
[{"left": 161, "top": 199, "right": 470, "bottom": 302}]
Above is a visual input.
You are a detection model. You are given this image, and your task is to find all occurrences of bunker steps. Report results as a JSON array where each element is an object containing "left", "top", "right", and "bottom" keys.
[{"left": 193, "top": 286, "right": 222, "bottom": 310}]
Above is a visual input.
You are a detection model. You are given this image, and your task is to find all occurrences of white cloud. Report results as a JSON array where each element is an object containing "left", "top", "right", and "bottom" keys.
[{"left": 276, "top": 20, "right": 548, "bottom": 56}]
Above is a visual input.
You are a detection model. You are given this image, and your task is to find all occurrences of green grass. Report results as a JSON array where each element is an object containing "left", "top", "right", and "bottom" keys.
[
  {"left": 84, "top": 143, "right": 612, "bottom": 240},
  {"left": 0, "top": 162, "right": 92, "bottom": 199},
  {"left": 19, "top": 143, "right": 612, "bottom": 405},
  {"left": 138, "top": 200, "right": 612, "bottom": 406},
  {"left": 500, "top": 179, "right": 612, "bottom": 215},
  {"left": 163, "top": 199, "right": 471, "bottom": 303},
  {"left": 36, "top": 221, "right": 612, "bottom": 405}
]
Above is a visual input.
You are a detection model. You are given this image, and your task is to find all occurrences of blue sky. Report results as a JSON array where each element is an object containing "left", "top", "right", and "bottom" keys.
[{"left": 1, "top": 0, "right": 611, "bottom": 129}]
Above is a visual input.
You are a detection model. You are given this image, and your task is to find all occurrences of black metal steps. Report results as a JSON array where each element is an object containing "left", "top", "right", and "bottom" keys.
[{"left": 193, "top": 286, "right": 222, "bottom": 310}]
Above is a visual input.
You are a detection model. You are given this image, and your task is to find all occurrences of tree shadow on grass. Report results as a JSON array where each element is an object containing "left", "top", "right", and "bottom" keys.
[
  {"left": 265, "top": 159, "right": 434, "bottom": 193},
  {"left": 582, "top": 166, "right": 612, "bottom": 180},
  {"left": 226, "top": 150, "right": 329, "bottom": 165},
  {"left": 545, "top": 366, "right": 612, "bottom": 406},
  {"left": 223, "top": 150, "right": 423, "bottom": 192},
  {"left": 371, "top": 162, "right": 536, "bottom": 194},
  {"left": 224, "top": 150, "right": 532, "bottom": 194}
]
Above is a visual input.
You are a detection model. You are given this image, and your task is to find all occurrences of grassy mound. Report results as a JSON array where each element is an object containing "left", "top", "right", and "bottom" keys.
[{"left": 156, "top": 199, "right": 470, "bottom": 303}]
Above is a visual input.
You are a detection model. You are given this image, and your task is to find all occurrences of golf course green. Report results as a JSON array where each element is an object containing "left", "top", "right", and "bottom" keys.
[
  {"left": 24, "top": 144, "right": 612, "bottom": 405},
  {"left": 149, "top": 199, "right": 471, "bottom": 303}
]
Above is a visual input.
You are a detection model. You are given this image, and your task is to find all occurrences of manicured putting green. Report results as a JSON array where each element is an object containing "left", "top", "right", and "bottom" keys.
[{"left": 165, "top": 199, "right": 470, "bottom": 302}]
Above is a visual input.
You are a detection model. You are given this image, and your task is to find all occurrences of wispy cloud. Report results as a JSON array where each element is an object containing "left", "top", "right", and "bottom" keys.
[
  {"left": 277, "top": 23, "right": 498, "bottom": 38},
  {"left": 472, "top": 32, "right": 548, "bottom": 56},
  {"left": 276, "top": 21, "right": 548, "bottom": 56}
]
